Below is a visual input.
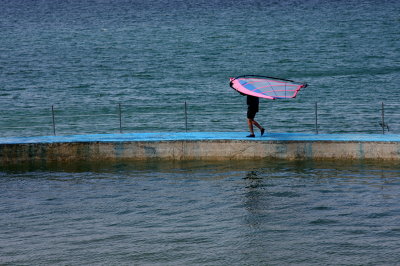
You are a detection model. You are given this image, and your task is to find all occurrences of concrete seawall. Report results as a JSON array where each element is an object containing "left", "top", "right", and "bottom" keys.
[{"left": 1, "top": 132, "right": 400, "bottom": 164}]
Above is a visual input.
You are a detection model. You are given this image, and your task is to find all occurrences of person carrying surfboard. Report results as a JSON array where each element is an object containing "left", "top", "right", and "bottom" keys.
[{"left": 246, "top": 95, "right": 265, "bottom": 137}]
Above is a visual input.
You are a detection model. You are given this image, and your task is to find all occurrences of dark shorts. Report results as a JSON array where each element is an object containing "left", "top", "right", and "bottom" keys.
[{"left": 247, "top": 108, "right": 258, "bottom": 120}]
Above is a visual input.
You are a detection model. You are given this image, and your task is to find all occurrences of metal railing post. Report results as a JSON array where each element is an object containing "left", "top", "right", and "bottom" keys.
[
  {"left": 119, "top": 103, "right": 122, "bottom": 133},
  {"left": 315, "top": 102, "right": 318, "bottom": 134},
  {"left": 184, "top": 101, "right": 188, "bottom": 132},
  {"left": 51, "top": 105, "right": 56, "bottom": 136},
  {"left": 381, "top": 102, "right": 385, "bottom": 134}
]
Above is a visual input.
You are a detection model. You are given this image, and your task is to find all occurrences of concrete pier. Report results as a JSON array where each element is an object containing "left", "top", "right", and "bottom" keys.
[{"left": 1, "top": 132, "right": 400, "bottom": 164}]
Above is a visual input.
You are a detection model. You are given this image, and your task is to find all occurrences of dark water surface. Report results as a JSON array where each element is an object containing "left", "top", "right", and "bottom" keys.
[{"left": 1, "top": 160, "right": 400, "bottom": 265}]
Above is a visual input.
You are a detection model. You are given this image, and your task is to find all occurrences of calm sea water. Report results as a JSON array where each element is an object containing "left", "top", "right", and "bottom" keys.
[
  {"left": 1, "top": 1, "right": 400, "bottom": 265},
  {"left": 1, "top": 160, "right": 400, "bottom": 265},
  {"left": 1, "top": 0, "right": 399, "bottom": 136}
]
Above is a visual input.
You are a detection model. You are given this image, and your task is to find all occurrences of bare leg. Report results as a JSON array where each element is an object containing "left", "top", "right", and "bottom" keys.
[
  {"left": 247, "top": 119, "right": 255, "bottom": 135},
  {"left": 252, "top": 120, "right": 263, "bottom": 131},
  {"left": 248, "top": 119, "right": 265, "bottom": 136}
]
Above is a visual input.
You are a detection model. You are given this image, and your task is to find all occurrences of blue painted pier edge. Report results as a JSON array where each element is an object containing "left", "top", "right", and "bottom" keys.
[{"left": 1, "top": 132, "right": 400, "bottom": 164}]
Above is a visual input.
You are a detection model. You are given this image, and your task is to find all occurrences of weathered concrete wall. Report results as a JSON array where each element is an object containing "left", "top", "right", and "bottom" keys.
[{"left": 1, "top": 139, "right": 400, "bottom": 165}]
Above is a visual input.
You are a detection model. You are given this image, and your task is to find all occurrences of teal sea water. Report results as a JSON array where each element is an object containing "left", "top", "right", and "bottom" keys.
[
  {"left": 1, "top": 0, "right": 399, "bottom": 136},
  {"left": 1, "top": 0, "right": 400, "bottom": 264}
]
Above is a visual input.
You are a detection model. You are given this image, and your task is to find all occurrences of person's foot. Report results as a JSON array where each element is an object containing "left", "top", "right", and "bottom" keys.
[
  {"left": 261, "top": 128, "right": 265, "bottom": 136},
  {"left": 246, "top": 134, "right": 255, "bottom": 138}
]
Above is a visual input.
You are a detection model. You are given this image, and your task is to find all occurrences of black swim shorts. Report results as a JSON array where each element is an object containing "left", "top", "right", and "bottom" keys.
[{"left": 247, "top": 108, "right": 257, "bottom": 120}]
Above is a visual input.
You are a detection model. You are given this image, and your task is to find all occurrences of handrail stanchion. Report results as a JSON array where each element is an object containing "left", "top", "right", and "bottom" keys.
[
  {"left": 381, "top": 102, "right": 385, "bottom": 134},
  {"left": 315, "top": 102, "right": 318, "bottom": 134},
  {"left": 185, "top": 101, "right": 188, "bottom": 132},
  {"left": 119, "top": 103, "right": 122, "bottom": 134},
  {"left": 51, "top": 105, "right": 56, "bottom": 136}
]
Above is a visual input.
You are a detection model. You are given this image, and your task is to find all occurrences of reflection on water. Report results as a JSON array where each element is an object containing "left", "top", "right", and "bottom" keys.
[{"left": 1, "top": 159, "right": 400, "bottom": 265}]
